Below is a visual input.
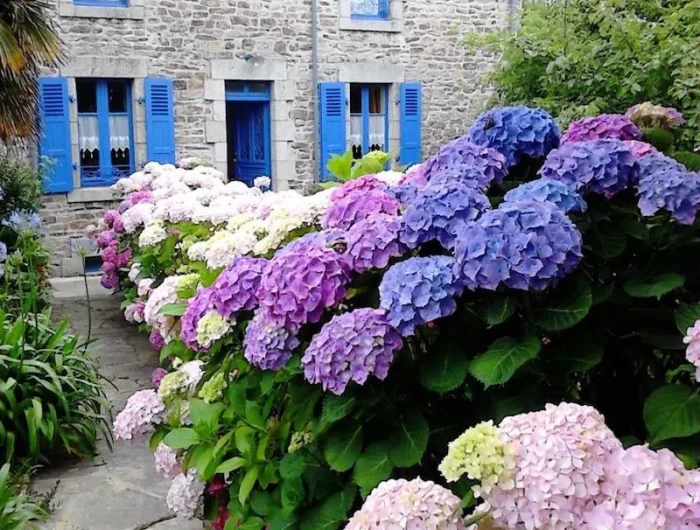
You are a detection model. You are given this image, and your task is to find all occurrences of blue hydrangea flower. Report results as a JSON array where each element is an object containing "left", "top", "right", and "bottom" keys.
[
  {"left": 637, "top": 168, "right": 700, "bottom": 225},
  {"left": 468, "top": 106, "right": 561, "bottom": 167},
  {"left": 346, "top": 213, "right": 406, "bottom": 273},
  {"left": 276, "top": 229, "right": 347, "bottom": 257},
  {"left": 0, "top": 242, "right": 6, "bottom": 262},
  {"left": 635, "top": 153, "right": 687, "bottom": 182},
  {"left": 400, "top": 182, "right": 491, "bottom": 250},
  {"left": 423, "top": 136, "right": 508, "bottom": 190},
  {"left": 379, "top": 256, "right": 463, "bottom": 336},
  {"left": 3, "top": 210, "right": 42, "bottom": 233},
  {"left": 454, "top": 201, "right": 583, "bottom": 292},
  {"left": 386, "top": 183, "right": 419, "bottom": 206},
  {"left": 244, "top": 311, "right": 300, "bottom": 371},
  {"left": 504, "top": 178, "right": 587, "bottom": 214},
  {"left": 539, "top": 139, "right": 638, "bottom": 198}
]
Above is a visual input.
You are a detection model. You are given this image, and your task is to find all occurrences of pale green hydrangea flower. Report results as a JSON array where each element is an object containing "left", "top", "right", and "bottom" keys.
[
  {"left": 195, "top": 311, "right": 231, "bottom": 348},
  {"left": 198, "top": 372, "right": 227, "bottom": 403},
  {"left": 158, "top": 371, "right": 186, "bottom": 401},
  {"left": 288, "top": 431, "right": 315, "bottom": 453},
  {"left": 177, "top": 273, "right": 200, "bottom": 293},
  {"left": 439, "top": 421, "right": 514, "bottom": 494}
]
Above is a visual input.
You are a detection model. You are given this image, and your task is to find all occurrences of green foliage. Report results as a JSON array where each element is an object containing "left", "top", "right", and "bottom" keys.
[
  {"left": 0, "top": 158, "right": 42, "bottom": 220},
  {"left": 0, "top": 311, "right": 110, "bottom": 466},
  {"left": 0, "top": 465, "right": 47, "bottom": 529},
  {"left": 643, "top": 385, "right": 700, "bottom": 445},
  {"left": 465, "top": 0, "right": 700, "bottom": 146},
  {"left": 325, "top": 150, "right": 392, "bottom": 182},
  {"left": 0, "top": 230, "right": 52, "bottom": 315}
]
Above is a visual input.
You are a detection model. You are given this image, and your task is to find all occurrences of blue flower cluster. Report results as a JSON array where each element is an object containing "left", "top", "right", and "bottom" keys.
[
  {"left": 540, "top": 139, "right": 638, "bottom": 198},
  {"left": 379, "top": 256, "right": 463, "bottom": 337},
  {"left": 504, "top": 178, "right": 587, "bottom": 214},
  {"left": 635, "top": 153, "right": 686, "bottom": 181},
  {"left": 637, "top": 166, "right": 700, "bottom": 225},
  {"left": 387, "top": 183, "right": 419, "bottom": 206},
  {"left": 3, "top": 210, "right": 42, "bottom": 233},
  {"left": 454, "top": 201, "right": 583, "bottom": 292},
  {"left": 468, "top": 106, "right": 561, "bottom": 167},
  {"left": 400, "top": 182, "right": 491, "bottom": 250},
  {"left": 423, "top": 136, "right": 508, "bottom": 190},
  {"left": 244, "top": 312, "right": 300, "bottom": 371}
]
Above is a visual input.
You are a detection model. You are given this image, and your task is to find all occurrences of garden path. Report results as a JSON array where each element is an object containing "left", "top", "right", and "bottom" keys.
[{"left": 33, "top": 278, "right": 204, "bottom": 530}]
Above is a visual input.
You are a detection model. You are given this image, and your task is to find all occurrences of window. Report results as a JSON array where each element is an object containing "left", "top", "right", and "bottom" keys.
[
  {"left": 349, "top": 84, "right": 388, "bottom": 159},
  {"left": 73, "top": 0, "right": 128, "bottom": 6},
  {"left": 77, "top": 79, "right": 134, "bottom": 186},
  {"left": 350, "top": 0, "right": 389, "bottom": 19}
]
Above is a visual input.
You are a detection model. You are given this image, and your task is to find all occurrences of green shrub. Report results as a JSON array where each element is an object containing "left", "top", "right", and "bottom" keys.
[
  {"left": 0, "top": 311, "right": 111, "bottom": 466},
  {"left": 0, "top": 464, "right": 46, "bottom": 530},
  {"left": 465, "top": 0, "right": 700, "bottom": 147},
  {"left": 0, "top": 158, "right": 42, "bottom": 221},
  {"left": 0, "top": 231, "right": 51, "bottom": 315}
]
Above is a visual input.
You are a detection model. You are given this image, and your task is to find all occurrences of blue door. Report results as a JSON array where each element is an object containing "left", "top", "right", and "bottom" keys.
[{"left": 225, "top": 82, "right": 272, "bottom": 186}]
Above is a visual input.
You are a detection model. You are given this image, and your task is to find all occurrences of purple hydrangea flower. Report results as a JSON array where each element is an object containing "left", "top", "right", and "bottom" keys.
[
  {"left": 540, "top": 139, "right": 638, "bottom": 198},
  {"left": 181, "top": 286, "right": 217, "bottom": 352},
  {"left": 400, "top": 182, "right": 491, "bottom": 250},
  {"left": 244, "top": 312, "right": 300, "bottom": 370},
  {"left": 636, "top": 152, "right": 687, "bottom": 180},
  {"left": 379, "top": 256, "right": 463, "bottom": 336},
  {"left": 468, "top": 106, "right": 561, "bottom": 167},
  {"left": 257, "top": 246, "right": 351, "bottom": 331},
  {"left": 504, "top": 178, "right": 587, "bottom": 214},
  {"left": 276, "top": 229, "right": 347, "bottom": 257},
  {"left": 152, "top": 368, "right": 168, "bottom": 389},
  {"left": 398, "top": 163, "right": 429, "bottom": 188},
  {"left": 624, "top": 140, "right": 658, "bottom": 159},
  {"left": 331, "top": 175, "right": 387, "bottom": 202},
  {"left": 387, "top": 183, "right": 419, "bottom": 206},
  {"left": 323, "top": 189, "right": 401, "bottom": 230},
  {"left": 149, "top": 330, "right": 166, "bottom": 352},
  {"left": 637, "top": 168, "right": 700, "bottom": 225},
  {"left": 346, "top": 213, "right": 406, "bottom": 273},
  {"left": 213, "top": 257, "right": 266, "bottom": 318},
  {"left": 454, "top": 201, "right": 583, "bottom": 292},
  {"left": 423, "top": 136, "right": 509, "bottom": 189},
  {"left": 561, "top": 114, "right": 642, "bottom": 144},
  {"left": 301, "top": 308, "right": 403, "bottom": 395}
]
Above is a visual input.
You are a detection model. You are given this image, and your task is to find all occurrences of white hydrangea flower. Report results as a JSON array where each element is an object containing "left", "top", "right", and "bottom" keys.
[
  {"left": 128, "top": 263, "right": 141, "bottom": 282},
  {"left": 254, "top": 176, "right": 272, "bottom": 189},
  {"left": 196, "top": 312, "right": 232, "bottom": 349},
  {"left": 375, "top": 170, "right": 404, "bottom": 186},
  {"left": 122, "top": 202, "right": 155, "bottom": 234},
  {"left": 166, "top": 470, "right": 204, "bottom": 519},
  {"left": 139, "top": 220, "right": 168, "bottom": 247}
]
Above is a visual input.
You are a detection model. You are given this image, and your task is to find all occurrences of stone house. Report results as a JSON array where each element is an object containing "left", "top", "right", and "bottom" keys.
[{"left": 38, "top": 0, "right": 513, "bottom": 275}]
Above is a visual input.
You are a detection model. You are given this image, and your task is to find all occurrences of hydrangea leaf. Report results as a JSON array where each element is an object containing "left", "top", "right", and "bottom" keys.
[
  {"left": 300, "top": 484, "right": 357, "bottom": 530},
  {"left": 548, "top": 332, "right": 603, "bottom": 374},
  {"left": 469, "top": 334, "right": 542, "bottom": 387},
  {"left": 323, "top": 424, "right": 363, "bottom": 472},
  {"left": 675, "top": 303, "right": 700, "bottom": 334},
  {"left": 478, "top": 295, "right": 517, "bottom": 327},
  {"left": 268, "top": 513, "right": 298, "bottom": 530},
  {"left": 163, "top": 427, "right": 200, "bottom": 449},
  {"left": 624, "top": 273, "right": 685, "bottom": 299},
  {"left": 388, "top": 410, "right": 429, "bottom": 468},
  {"left": 353, "top": 443, "right": 393, "bottom": 492},
  {"left": 321, "top": 394, "right": 357, "bottom": 426},
  {"left": 643, "top": 384, "right": 700, "bottom": 445},
  {"left": 534, "top": 278, "right": 592, "bottom": 331},
  {"left": 159, "top": 301, "right": 187, "bottom": 316},
  {"left": 279, "top": 452, "right": 310, "bottom": 480},
  {"left": 282, "top": 477, "right": 305, "bottom": 512},
  {"left": 592, "top": 222, "right": 627, "bottom": 259},
  {"left": 419, "top": 343, "right": 469, "bottom": 393}
]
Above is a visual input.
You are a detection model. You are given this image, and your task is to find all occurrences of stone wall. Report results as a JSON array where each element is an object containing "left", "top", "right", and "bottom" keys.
[{"left": 41, "top": 0, "right": 512, "bottom": 275}]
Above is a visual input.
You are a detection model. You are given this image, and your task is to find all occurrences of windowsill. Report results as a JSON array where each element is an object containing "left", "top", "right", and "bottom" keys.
[
  {"left": 339, "top": 17, "right": 403, "bottom": 32},
  {"left": 58, "top": 3, "right": 144, "bottom": 19},
  {"left": 67, "top": 187, "right": 117, "bottom": 204}
]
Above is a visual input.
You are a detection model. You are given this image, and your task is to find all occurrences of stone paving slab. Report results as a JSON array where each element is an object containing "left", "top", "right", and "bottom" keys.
[{"left": 34, "top": 283, "right": 205, "bottom": 530}]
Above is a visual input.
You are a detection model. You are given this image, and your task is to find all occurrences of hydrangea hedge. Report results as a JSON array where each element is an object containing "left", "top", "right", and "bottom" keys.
[{"left": 96, "top": 106, "right": 700, "bottom": 529}]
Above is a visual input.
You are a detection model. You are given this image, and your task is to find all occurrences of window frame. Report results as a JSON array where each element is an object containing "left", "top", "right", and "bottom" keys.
[
  {"left": 350, "top": 0, "right": 390, "bottom": 20},
  {"left": 77, "top": 78, "right": 135, "bottom": 187},
  {"left": 73, "top": 0, "right": 128, "bottom": 7},
  {"left": 349, "top": 83, "right": 390, "bottom": 158}
]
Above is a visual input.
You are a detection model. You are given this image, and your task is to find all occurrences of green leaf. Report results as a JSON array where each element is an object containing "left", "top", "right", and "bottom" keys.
[
  {"left": 388, "top": 410, "right": 429, "bottom": 468},
  {"left": 624, "top": 273, "right": 685, "bottom": 299},
  {"left": 549, "top": 332, "right": 603, "bottom": 374},
  {"left": 279, "top": 452, "right": 309, "bottom": 479},
  {"left": 189, "top": 399, "right": 225, "bottom": 432},
  {"left": 419, "top": 342, "right": 469, "bottom": 393},
  {"left": 321, "top": 393, "right": 357, "bottom": 425},
  {"left": 300, "top": 485, "right": 357, "bottom": 530},
  {"left": 239, "top": 517, "right": 265, "bottom": 530},
  {"left": 592, "top": 223, "right": 627, "bottom": 258},
  {"left": 675, "top": 303, "right": 700, "bottom": 334},
  {"left": 269, "top": 513, "right": 298, "bottom": 530},
  {"left": 159, "top": 301, "right": 188, "bottom": 316},
  {"left": 644, "top": 385, "right": 700, "bottom": 445},
  {"left": 216, "top": 456, "right": 246, "bottom": 474},
  {"left": 250, "top": 491, "right": 276, "bottom": 517},
  {"left": 534, "top": 279, "right": 592, "bottom": 331},
  {"left": 478, "top": 295, "right": 516, "bottom": 326},
  {"left": 326, "top": 151, "right": 353, "bottom": 181},
  {"left": 468, "top": 334, "right": 541, "bottom": 387},
  {"left": 353, "top": 443, "right": 393, "bottom": 491},
  {"left": 163, "top": 428, "right": 200, "bottom": 449},
  {"left": 323, "top": 423, "right": 363, "bottom": 472},
  {"left": 282, "top": 477, "right": 305, "bottom": 512},
  {"left": 239, "top": 466, "right": 260, "bottom": 505}
]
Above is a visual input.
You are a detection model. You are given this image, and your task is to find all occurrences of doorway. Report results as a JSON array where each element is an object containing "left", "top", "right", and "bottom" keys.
[{"left": 225, "top": 81, "right": 272, "bottom": 186}]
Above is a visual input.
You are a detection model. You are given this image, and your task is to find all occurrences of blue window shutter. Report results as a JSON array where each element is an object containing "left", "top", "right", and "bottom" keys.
[
  {"left": 399, "top": 82, "right": 422, "bottom": 167},
  {"left": 318, "top": 82, "right": 346, "bottom": 181},
  {"left": 38, "top": 77, "right": 73, "bottom": 194},
  {"left": 378, "top": 0, "right": 390, "bottom": 18},
  {"left": 145, "top": 78, "right": 176, "bottom": 164}
]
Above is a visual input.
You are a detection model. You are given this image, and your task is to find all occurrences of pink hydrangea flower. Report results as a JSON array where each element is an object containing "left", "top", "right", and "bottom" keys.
[
  {"left": 154, "top": 442, "right": 180, "bottom": 478},
  {"left": 683, "top": 320, "right": 700, "bottom": 382},
  {"left": 113, "top": 389, "right": 165, "bottom": 441},
  {"left": 624, "top": 140, "right": 658, "bottom": 159},
  {"left": 166, "top": 470, "right": 204, "bottom": 519}
]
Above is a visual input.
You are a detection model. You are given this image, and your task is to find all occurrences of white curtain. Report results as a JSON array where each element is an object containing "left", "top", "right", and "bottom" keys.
[
  {"left": 78, "top": 115, "right": 131, "bottom": 153},
  {"left": 369, "top": 115, "right": 385, "bottom": 147},
  {"left": 349, "top": 116, "right": 363, "bottom": 147}
]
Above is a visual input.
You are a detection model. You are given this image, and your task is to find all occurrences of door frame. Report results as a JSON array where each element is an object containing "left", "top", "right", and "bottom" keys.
[{"left": 225, "top": 82, "right": 272, "bottom": 185}]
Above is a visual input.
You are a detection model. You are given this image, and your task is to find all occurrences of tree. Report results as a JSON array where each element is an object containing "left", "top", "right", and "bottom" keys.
[{"left": 0, "top": 0, "right": 61, "bottom": 142}]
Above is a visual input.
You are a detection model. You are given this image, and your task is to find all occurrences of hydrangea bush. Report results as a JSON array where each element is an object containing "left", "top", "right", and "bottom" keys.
[{"left": 102, "top": 106, "right": 699, "bottom": 529}]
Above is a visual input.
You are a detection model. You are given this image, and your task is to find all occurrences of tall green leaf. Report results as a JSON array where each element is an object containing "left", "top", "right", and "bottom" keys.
[
  {"left": 469, "top": 334, "right": 541, "bottom": 387},
  {"left": 388, "top": 410, "right": 429, "bottom": 468}
]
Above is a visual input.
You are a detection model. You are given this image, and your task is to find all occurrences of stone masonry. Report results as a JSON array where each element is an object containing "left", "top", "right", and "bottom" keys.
[{"left": 41, "top": 0, "right": 513, "bottom": 275}]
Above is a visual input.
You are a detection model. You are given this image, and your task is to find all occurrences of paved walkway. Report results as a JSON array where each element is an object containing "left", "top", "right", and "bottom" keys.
[{"left": 34, "top": 279, "right": 204, "bottom": 530}]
